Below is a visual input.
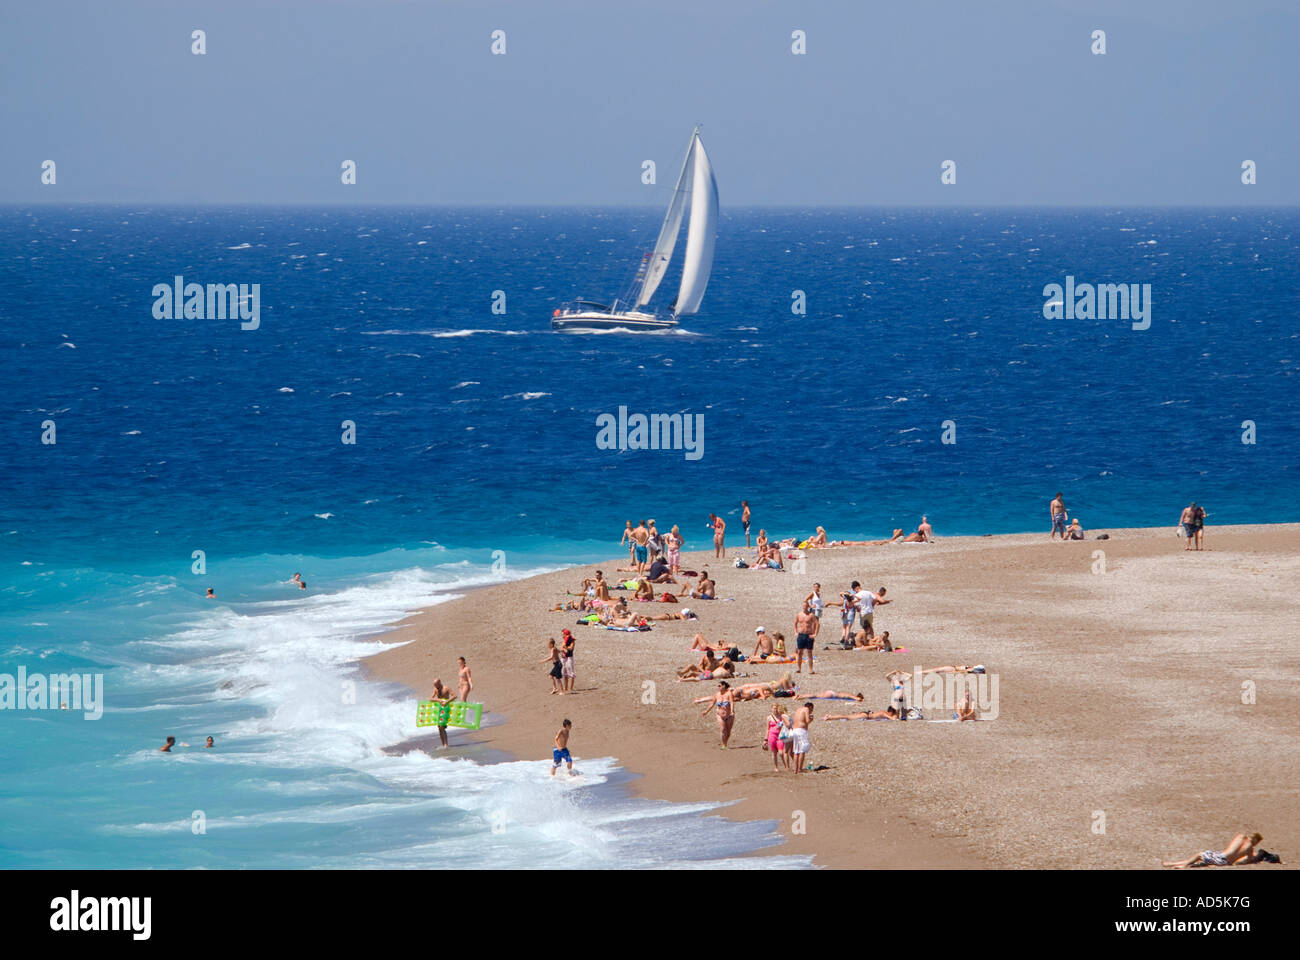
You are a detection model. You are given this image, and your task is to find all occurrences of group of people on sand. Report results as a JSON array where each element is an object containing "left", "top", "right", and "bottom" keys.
[
  {"left": 541, "top": 631, "right": 576, "bottom": 695},
  {"left": 620, "top": 519, "right": 686, "bottom": 577},
  {"left": 1052, "top": 490, "right": 1209, "bottom": 551},
  {"left": 425, "top": 658, "right": 473, "bottom": 748}
]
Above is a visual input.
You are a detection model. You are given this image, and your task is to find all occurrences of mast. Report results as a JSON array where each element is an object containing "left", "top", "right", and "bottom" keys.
[{"left": 635, "top": 128, "right": 699, "bottom": 308}]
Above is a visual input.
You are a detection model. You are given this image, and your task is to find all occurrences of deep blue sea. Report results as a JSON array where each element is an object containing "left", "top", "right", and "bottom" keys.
[{"left": 1, "top": 205, "right": 1296, "bottom": 867}]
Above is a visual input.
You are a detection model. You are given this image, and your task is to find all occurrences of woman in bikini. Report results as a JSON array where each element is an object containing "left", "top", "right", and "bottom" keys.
[
  {"left": 701, "top": 680, "right": 736, "bottom": 748},
  {"left": 766, "top": 704, "right": 790, "bottom": 771}
]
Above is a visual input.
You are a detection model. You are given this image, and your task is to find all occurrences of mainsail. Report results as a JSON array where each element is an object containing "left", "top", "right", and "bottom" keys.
[
  {"left": 673, "top": 135, "right": 718, "bottom": 316},
  {"left": 635, "top": 129, "right": 718, "bottom": 315}
]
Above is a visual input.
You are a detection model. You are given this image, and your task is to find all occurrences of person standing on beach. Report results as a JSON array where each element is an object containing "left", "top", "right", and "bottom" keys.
[
  {"left": 832, "top": 586, "right": 857, "bottom": 647},
  {"left": 551, "top": 719, "right": 573, "bottom": 776},
  {"left": 805, "top": 583, "right": 825, "bottom": 619},
  {"left": 457, "top": 656, "right": 473, "bottom": 702},
  {"left": 700, "top": 680, "right": 736, "bottom": 748},
  {"left": 560, "top": 629, "right": 576, "bottom": 693},
  {"left": 766, "top": 704, "right": 790, "bottom": 772},
  {"left": 741, "top": 501, "right": 751, "bottom": 547},
  {"left": 855, "top": 584, "right": 890, "bottom": 640},
  {"left": 794, "top": 600, "right": 819, "bottom": 675},
  {"left": 620, "top": 521, "right": 635, "bottom": 563},
  {"left": 1050, "top": 493, "right": 1068, "bottom": 540},
  {"left": 666, "top": 525, "right": 683, "bottom": 577},
  {"left": 647, "top": 519, "right": 662, "bottom": 563},
  {"left": 709, "top": 514, "right": 726, "bottom": 558},
  {"left": 631, "top": 520, "right": 650, "bottom": 575},
  {"left": 1187, "top": 502, "right": 1207, "bottom": 551},
  {"left": 429, "top": 677, "right": 455, "bottom": 747},
  {"left": 541, "top": 639, "right": 563, "bottom": 695},
  {"left": 791, "top": 702, "right": 814, "bottom": 773}
]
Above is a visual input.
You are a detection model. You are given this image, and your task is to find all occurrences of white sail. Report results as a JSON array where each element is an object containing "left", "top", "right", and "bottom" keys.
[
  {"left": 672, "top": 135, "right": 718, "bottom": 316},
  {"left": 636, "top": 133, "right": 696, "bottom": 307}
]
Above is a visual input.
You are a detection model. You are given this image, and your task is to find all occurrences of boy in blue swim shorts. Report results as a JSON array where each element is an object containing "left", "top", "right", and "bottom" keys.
[{"left": 551, "top": 719, "right": 573, "bottom": 776}]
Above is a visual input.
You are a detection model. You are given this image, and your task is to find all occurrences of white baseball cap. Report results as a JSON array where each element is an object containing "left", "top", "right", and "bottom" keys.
[{"left": 755, "top": 626, "right": 765, "bottom": 634}]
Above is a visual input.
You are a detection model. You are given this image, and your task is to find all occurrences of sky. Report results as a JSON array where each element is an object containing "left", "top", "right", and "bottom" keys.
[{"left": 1, "top": 0, "right": 1296, "bottom": 206}]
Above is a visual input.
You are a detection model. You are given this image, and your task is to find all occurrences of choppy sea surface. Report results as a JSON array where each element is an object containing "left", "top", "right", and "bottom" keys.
[{"left": 1, "top": 205, "right": 1295, "bottom": 867}]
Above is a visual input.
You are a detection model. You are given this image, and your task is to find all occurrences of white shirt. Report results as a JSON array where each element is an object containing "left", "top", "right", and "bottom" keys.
[{"left": 855, "top": 589, "right": 874, "bottom": 615}]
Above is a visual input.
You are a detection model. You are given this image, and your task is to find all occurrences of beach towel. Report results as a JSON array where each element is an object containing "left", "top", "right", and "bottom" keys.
[{"left": 604, "top": 624, "right": 650, "bottom": 632}]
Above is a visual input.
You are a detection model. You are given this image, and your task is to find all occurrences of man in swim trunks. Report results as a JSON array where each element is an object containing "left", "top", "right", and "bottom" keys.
[
  {"left": 794, "top": 601, "right": 819, "bottom": 675},
  {"left": 741, "top": 500, "right": 751, "bottom": 547},
  {"left": 697, "top": 570, "right": 715, "bottom": 599},
  {"left": 1050, "top": 493, "right": 1068, "bottom": 540},
  {"left": 791, "top": 702, "right": 814, "bottom": 773},
  {"left": 710, "top": 513, "right": 726, "bottom": 558},
  {"left": 429, "top": 677, "right": 456, "bottom": 747},
  {"left": 826, "top": 706, "right": 898, "bottom": 721},
  {"left": 551, "top": 719, "right": 573, "bottom": 776},
  {"left": 1179, "top": 503, "right": 1196, "bottom": 550},
  {"left": 631, "top": 520, "right": 650, "bottom": 574},
  {"left": 752, "top": 627, "right": 776, "bottom": 659}
]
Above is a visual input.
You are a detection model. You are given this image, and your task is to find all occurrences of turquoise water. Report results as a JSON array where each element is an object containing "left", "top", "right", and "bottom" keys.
[{"left": 1, "top": 205, "right": 1296, "bottom": 867}]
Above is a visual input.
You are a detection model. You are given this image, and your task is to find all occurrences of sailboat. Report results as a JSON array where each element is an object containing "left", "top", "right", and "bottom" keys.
[{"left": 551, "top": 127, "right": 718, "bottom": 332}]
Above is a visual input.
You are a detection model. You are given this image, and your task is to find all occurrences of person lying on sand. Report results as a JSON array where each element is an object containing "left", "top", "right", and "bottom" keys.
[
  {"left": 809, "top": 690, "right": 865, "bottom": 701},
  {"left": 715, "top": 674, "right": 796, "bottom": 701},
  {"left": 689, "top": 633, "right": 735, "bottom": 653},
  {"left": 677, "top": 657, "right": 735, "bottom": 682},
  {"left": 885, "top": 664, "right": 981, "bottom": 681},
  {"left": 644, "top": 607, "right": 698, "bottom": 621},
  {"left": 826, "top": 706, "right": 898, "bottom": 721},
  {"left": 1162, "top": 832, "right": 1276, "bottom": 868}
]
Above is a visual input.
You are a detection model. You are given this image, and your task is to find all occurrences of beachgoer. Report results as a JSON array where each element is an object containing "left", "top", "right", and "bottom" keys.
[
  {"left": 541, "top": 639, "right": 563, "bottom": 695},
  {"left": 1064, "top": 518, "right": 1085, "bottom": 540},
  {"left": 205, "top": 588, "right": 215, "bottom": 599},
  {"left": 457, "top": 656, "right": 473, "bottom": 702},
  {"left": 647, "top": 519, "right": 661, "bottom": 562},
  {"left": 1162, "top": 833, "right": 1268, "bottom": 868},
  {"left": 1050, "top": 493, "right": 1068, "bottom": 540},
  {"left": 620, "top": 520, "right": 635, "bottom": 563},
  {"left": 753, "top": 627, "right": 776, "bottom": 659},
  {"left": 292, "top": 572, "right": 307, "bottom": 590},
  {"left": 204, "top": 736, "right": 214, "bottom": 748},
  {"left": 161, "top": 736, "right": 176, "bottom": 752},
  {"left": 766, "top": 704, "right": 790, "bottom": 771},
  {"left": 429, "top": 677, "right": 455, "bottom": 747},
  {"left": 810, "top": 690, "right": 865, "bottom": 701},
  {"left": 710, "top": 514, "right": 726, "bottom": 558},
  {"left": 1192, "top": 502, "right": 1207, "bottom": 550},
  {"left": 561, "top": 629, "right": 576, "bottom": 693},
  {"left": 667, "top": 525, "right": 683, "bottom": 577},
  {"left": 791, "top": 702, "right": 814, "bottom": 773},
  {"left": 826, "top": 707, "right": 898, "bottom": 720},
  {"left": 742, "top": 501, "right": 752, "bottom": 547},
  {"left": 794, "top": 600, "right": 819, "bottom": 674},
  {"left": 551, "top": 719, "right": 573, "bottom": 776},
  {"left": 855, "top": 584, "right": 890, "bottom": 639},
  {"left": 805, "top": 583, "right": 825, "bottom": 619},
  {"left": 956, "top": 689, "right": 977, "bottom": 721},
  {"left": 631, "top": 520, "right": 650, "bottom": 574},
  {"left": 701, "top": 680, "right": 736, "bottom": 748}
]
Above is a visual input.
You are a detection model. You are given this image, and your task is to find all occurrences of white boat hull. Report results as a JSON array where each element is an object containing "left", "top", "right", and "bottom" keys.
[{"left": 551, "top": 311, "right": 678, "bottom": 333}]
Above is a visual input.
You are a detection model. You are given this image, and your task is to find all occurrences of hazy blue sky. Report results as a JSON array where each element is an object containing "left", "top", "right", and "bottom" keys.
[{"left": 2, "top": 0, "right": 1296, "bottom": 206}]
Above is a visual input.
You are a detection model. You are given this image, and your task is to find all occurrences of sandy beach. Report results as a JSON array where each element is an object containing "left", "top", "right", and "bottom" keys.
[{"left": 364, "top": 523, "right": 1300, "bottom": 869}]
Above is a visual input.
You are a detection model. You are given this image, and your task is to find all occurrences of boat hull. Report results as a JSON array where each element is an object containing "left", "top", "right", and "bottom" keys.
[{"left": 550, "top": 311, "right": 678, "bottom": 333}]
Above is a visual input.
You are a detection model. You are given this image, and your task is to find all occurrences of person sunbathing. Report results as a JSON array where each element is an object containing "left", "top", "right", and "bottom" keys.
[
  {"left": 644, "top": 607, "right": 699, "bottom": 621},
  {"left": 752, "top": 629, "right": 777, "bottom": 659},
  {"left": 809, "top": 690, "right": 865, "bottom": 701},
  {"left": 885, "top": 664, "right": 981, "bottom": 681},
  {"left": 1162, "top": 833, "right": 1270, "bottom": 868},
  {"left": 677, "top": 654, "right": 735, "bottom": 681},
  {"left": 826, "top": 706, "right": 898, "bottom": 720},
  {"left": 633, "top": 579, "right": 655, "bottom": 601},
  {"left": 690, "top": 633, "right": 732, "bottom": 653},
  {"left": 729, "top": 674, "right": 796, "bottom": 700}
]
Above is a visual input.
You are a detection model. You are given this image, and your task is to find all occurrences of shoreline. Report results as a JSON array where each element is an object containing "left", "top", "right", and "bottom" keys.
[{"left": 363, "top": 523, "right": 1300, "bottom": 869}]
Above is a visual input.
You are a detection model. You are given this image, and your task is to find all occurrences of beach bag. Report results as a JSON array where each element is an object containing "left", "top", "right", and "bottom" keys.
[
  {"left": 734, "top": 558, "right": 748, "bottom": 568},
  {"left": 1175, "top": 526, "right": 1185, "bottom": 538}
]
